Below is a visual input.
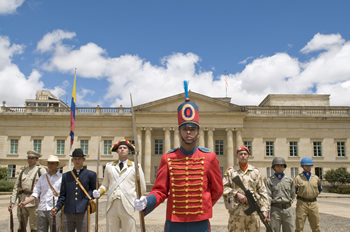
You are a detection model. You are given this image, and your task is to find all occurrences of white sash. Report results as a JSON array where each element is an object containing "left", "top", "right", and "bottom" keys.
[{"left": 107, "top": 162, "right": 135, "bottom": 207}]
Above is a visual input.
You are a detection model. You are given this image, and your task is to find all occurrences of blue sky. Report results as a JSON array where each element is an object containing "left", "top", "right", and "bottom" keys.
[{"left": 1, "top": 0, "right": 350, "bottom": 107}]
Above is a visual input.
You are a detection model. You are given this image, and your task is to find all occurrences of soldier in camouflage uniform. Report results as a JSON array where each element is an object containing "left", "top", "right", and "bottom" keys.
[
  {"left": 266, "top": 157, "right": 295, "bottom": 232},
  {"left": 223, "top": 145, "right": 269, "bottom": 232},
  {"left": 8, "top": 150, "right": 47, "bottom": 232}
]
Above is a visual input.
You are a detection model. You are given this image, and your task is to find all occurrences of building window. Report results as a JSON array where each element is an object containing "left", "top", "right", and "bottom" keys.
[
  {"left": 56, "top": 140, "right": 65, "bottom": 155},
  {"left": 33, "top": 140, "right": 42, "bottom": 154},
  {"left": 10, "top": 139, "right": 18, "bottom": 154},
  {"left": 58, "top": 167, "right": 63, "bottom": 173},
  {"left": 154, "top": 140, "right": 163, "bottom": 155},
  {"left": 289, "top": 142, "right": 298, "bottom": 157},
  {"left": 215, "top": 140, "right": 224, "bottom": 155},
  {"left": 313, "top": 142, "right": 322, "bottom": 157},
  {"left": 80, "top": 140, "right": 89, "bottom": 155},
  {"left": 8, "top": 165, "right": 16, "bottom": 177},
  {"left": 315, "top": 167, "right": 323, "bottom": 180},
  {"left": 243, "top": 141, "right": 252, "bottom": 156},
  {"left": 104, "top": 140, "right": 112, "bottom": 155},
  {"left": 267, "top": 167, "right": 275, "bottom": 177},
  {"left": 129, "top": 140, "right": 135, "bottom": 155},
  {"left": 291, "top": 167, "right": 299, "bottom": 178},
  {"left": 337, "top": 142, "right": 346, "bottom": 157},
  {"left": 103, "top": 166, "right": 106, "bottom": 178},
  {"left": 154, "top": 166, "right": 159, "bottom": 179},
  {"left": 266, "top": 141, "right": 274, "bottom": 157}
]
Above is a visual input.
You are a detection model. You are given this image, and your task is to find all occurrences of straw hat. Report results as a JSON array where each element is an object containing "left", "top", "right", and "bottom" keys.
[{"left": 40, "top": 155, "right": 66, "bottom": 168}]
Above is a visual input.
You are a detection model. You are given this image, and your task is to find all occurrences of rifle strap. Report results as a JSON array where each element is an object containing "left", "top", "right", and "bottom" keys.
[
  {"left": 46, "top": 174, "right": 59, "bottom": 197},
  {"left": 30, "top": 167, "right": 41, "bottom": 193},
  {"left": 71, "top": 171, "right": 92, "bottom": 200},
  {"left": 18, "top": 169, "right": 26, "bottom": 189}
]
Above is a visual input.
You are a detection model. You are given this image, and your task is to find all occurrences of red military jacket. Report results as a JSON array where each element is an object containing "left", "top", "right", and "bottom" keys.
[{"left": 146, "top": 147, "right": 223, "bottom": 222}]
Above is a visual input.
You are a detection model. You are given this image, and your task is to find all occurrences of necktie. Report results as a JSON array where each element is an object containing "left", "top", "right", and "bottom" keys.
[{"left": 119, "top": 162, "right": 124, "bottom": 170}]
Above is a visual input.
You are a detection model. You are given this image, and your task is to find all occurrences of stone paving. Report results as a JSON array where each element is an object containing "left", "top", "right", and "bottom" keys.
[{"left": 1, "top": 192, "right": 349, "bottom": 231}]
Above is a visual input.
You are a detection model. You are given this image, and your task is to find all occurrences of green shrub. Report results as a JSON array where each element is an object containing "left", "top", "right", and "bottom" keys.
[
  {"left": 324, "top": 168, "right": 350, "bottom": 188},
  {"left": 0, "top": 180, "right": 15, "bottom": 192},
  {"left": 0, "top": 167, "right": 9, "bottom": 180},
  {"left": 337, "top": 185, "right": 350, "bottom": 194}
]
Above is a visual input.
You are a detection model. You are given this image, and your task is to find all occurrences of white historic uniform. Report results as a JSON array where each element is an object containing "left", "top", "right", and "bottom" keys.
[{"left": 100, "top": 159, "right": 146, "bottom": 232}]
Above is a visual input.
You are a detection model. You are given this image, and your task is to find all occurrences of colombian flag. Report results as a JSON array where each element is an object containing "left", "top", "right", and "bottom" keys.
[{"left": 70, "top": 70, "right": 76, "bottom": 148}]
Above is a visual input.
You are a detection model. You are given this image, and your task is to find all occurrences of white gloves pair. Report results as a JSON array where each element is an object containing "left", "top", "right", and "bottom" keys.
[
  {"left": 134, "top": 196, "right": 147, "bottom": 211},
  {"left": 93, "top": 189, "right": 100, "bottom": 198}
]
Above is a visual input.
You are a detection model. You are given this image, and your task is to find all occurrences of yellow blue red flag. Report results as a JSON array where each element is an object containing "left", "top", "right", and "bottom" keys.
[{"left": 70, "top": 69, "right": 76, "bottom": 148}]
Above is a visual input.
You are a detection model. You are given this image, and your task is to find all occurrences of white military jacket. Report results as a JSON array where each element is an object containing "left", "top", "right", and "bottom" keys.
[{"left": 100, "top": 160, "right": 146, "bottom": 217}]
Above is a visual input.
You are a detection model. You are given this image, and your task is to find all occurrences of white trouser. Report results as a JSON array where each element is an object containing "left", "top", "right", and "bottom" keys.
[{"left": 106, "top": 199, "right": 136, "bottom": 232}]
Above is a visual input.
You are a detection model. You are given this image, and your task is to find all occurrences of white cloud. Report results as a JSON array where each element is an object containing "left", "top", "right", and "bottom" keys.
[
  {"left": 30, "top": 31, "right": 350, "bottom": 107},
  {"left": 36, "top": 29, "right": 76, "bottom": 53},
  {"left": 300, "top": 33, "right": 345, "bottom": 54},
  {"left": 76, "top": 88, "right": 102, "bottom": 107},
  {"left": 0, "top": 0, "right": 25, "bottom": 15}
]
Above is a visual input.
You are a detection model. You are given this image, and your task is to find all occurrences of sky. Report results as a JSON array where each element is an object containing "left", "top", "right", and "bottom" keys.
[{"left": 1, "top": 0, "right": 350, "bottom": 107}]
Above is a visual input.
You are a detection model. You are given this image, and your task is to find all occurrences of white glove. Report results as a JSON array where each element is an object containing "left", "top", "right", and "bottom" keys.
[
  {"left": 93, "top": 189, "right": 100, "bottom": 198},
  {"left": 134, "top": 196, "right": 147, "bottom": 211}
]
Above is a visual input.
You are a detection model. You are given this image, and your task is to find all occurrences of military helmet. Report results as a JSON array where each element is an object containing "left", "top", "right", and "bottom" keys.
[
  {"left": 272, "top": 157, "right": 287, "bottom": 168},
  {"left": 301, "top": 157, "right": 313, "bottom": 166}
]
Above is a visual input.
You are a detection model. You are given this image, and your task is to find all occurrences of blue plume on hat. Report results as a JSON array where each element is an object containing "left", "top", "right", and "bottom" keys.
[{"left": 183, "top": 80, "right": 189, "bottom": 102}]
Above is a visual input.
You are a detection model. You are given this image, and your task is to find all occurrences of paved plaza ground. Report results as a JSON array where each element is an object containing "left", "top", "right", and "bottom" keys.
[{"left": 1, "top": 192, "right": 349, "bottom": 231}]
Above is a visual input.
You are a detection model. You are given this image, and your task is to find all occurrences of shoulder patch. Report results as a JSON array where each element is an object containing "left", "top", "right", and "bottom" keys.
[
  {"left": 167, "top": 147, "right": 179, "bottom": 153},
  {"left": 227, "top": 167, "right": 232, "bottom": 170},
  {"left": 198, "top": 146, "right": 211, "bottom": 153},
  {"left": 255, "top": 167, "right": 259, "bottom": 170}
]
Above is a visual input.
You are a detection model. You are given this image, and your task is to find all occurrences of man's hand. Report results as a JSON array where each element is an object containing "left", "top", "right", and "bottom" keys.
[
  {"left": 236, "top": 193, "right": 247, "bottom": 204},
  {"left": 18, "top": 202, "right": 26, "bottom": 208},
  {"left": 134, "top": 196, "right": 147, "bottom": 211},
  {"left": 93, "top": 189, "right": 100, "bottom": 198},
  {"left": 8, "top": 203, "right": 14, "bottom": 213},
  {"left": 263, "top": 211, "right": 269, "bottom": 222},
  {"left": 51, "top": 207, "right": 58, "bottom": 216}
]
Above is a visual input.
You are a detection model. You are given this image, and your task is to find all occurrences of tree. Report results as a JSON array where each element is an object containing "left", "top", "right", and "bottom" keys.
[
  {"left": 324, "top": 168, "right": 350, "bottom": 189},
  {"left": 0, "top": 167, "right": 9, "bottom": 180}
]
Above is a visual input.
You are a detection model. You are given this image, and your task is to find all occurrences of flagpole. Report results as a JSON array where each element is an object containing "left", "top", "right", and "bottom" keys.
[{"left": 69, "top": 68, "right": 77, "bottom": 170}]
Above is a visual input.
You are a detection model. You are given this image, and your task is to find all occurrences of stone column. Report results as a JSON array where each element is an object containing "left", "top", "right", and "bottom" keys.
[
  {"left": 199, "top": 128, "right": 205, "bottom": 147},
  {"left": 173, "top": 127, "right": 180, "bottom": 148},
  {"left": 137, "top": 128, "right": 142, "bottom": 165},
  {"left": 235, "top": 128, "right": 243, "bottom": 165},
  {"left": 144, "top": 127, "right": 152, "bottom": 184},
  {"left": 226, "top": 128, "right": 234, "bottom": 168},
  {"left": 207, "top": 128, "right": 215, "bottom": 152},
  {"left": 163, "top": 128, "right": 171, "bottom": 153}
]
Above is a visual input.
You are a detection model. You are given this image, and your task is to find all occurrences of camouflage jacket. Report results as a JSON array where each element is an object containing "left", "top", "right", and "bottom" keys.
[{"left": 223, "top": 164, "right": 268, "bottom": 215}]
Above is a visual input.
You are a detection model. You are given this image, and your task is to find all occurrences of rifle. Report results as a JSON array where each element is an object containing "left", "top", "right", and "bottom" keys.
[
  {"left": 130, "top": 93, "right": 146, "bottom": 232},
  {"left": 52, "top": 196, "right": 56, "bottom": 232},
  {"left": 95, "top": 136, "right": 100, "bottom": 232},
  {"left": 232, "top": 176, "right": 273, "bottom": 232},
  {"left": 9, "top": 197, "right": 14, "bottom": 232},
  {"left": 17, "top": 196, "right": 27, "bottom": 232}
]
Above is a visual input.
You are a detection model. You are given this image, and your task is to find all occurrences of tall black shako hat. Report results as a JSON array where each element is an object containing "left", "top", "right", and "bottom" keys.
[
  {"left": 177, "top": 81, "right": 200, "bottom": 129},
  {"left": 110, "top": 139, "right": 135, "bottom": 152},
  {"left": 71, "top": 148, "right": 86, "bottom": 157}
]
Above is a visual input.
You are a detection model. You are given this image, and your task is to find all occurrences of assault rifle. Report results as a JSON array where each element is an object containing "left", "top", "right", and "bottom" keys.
[
  {"left": 232, "top": 175, "right": 273, "bottom": 232},
  {"left": 17, "top": 196, "right": 27, "bottom": 232},
  {"left": 52, "top": 196, "right": 56, "bottom": 232}
]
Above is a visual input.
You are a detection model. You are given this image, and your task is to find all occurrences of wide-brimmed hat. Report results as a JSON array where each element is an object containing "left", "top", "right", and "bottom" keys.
[
  {"left": 40, "top": 155, "right": 66, "bottom": 168},
  {"left": 27, "top": 150, "right": 42, "bottom": 158},
  {"left": 110, "top": 139, "right": 135, "bottom": 152}
]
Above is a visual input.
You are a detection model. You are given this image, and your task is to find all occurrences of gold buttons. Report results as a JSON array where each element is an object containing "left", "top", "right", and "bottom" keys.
[
  {"left": 173, "top": 210, "right": 176, "bottom": 214},
  {"left": 186, "top": 162, "right": 189, "bottom": 165},
  {"left": 201, "top": 177, "right": 203, "bottom": 180},
  {"left": 76, "top": 182, "right": 78, "bottom": 185},
  {"left": 202, "top": 167, "right": 204, "bottom": 170},
  {"left": 77, "top": 177, "right": 79, "bottom": 179},
  {"left": 186, "top": 183, "right": 189, "bottom": 186},
  {"left": 75, "top": 192, "right": 78, "bottom": 195},
  {"left": 173, "top": 205, "right": 175, "bottom": 208},
  {"left": 186, "top": 172, "right": 189, "bottom": 175},
  {"left": 185, "top": 189, "right": 188, "bottom": 192},
  {"left": 168, "top": 158, "right": 171, "bottom": 161},
  {"left": 172, "top": 189, "right": 175, "bottom": 192},
  {"left": 201, "top": 161, "right": 204, "bottom": 164},
  {"left": 185, "top": 167, "right": 188, "bottom": 170},
  {"left": 76, "top": 187, "right": 78, "bottom": 190},
  {"left": 199, "top": 188, "right": 202, "bottom": 191},
  {"left": 186, "top": 200, "right": 188, "bottom": 203},
  {"left": 186, "top": 157, "right": 189, "bottom": 160},
  {"left": 201, "top": 172, "right": 204, "bottom": 175},
  {"left": 186, "top": 212, "right": 188, "bottom": 215},
  {"left": 170, "top": 173, "right": 173, "bottom": 176},
  {"left": 186, "top": 194, "right": 188, "bottom": 197},
  {"left": 168, "top": 162, "right": 171, "bottom": 165},
  {"left": 173, "top": 200, "right": 176, "bottom": 203},
  {"left": 203, "top": 157, "right": 205, "bottom": 160},
  {"left": 172, "top": 183, "right": 174, "bottom": 186},
  {"left": 186, "top": 206, "right": 188, "bottom": 209},
  {"left": 75, "top": 198, "right": 77, "bottom": 200},
  {"left": 173, "top": 194, "right": 175, "bottom": 197},
  {"left": 172, "top": 177, "right": 175, "bottom": 181},
  {"left": 200, "top": 211, "right": 203, "bottom": 214},
  {"left": 200, "top": 194, "right": 202, "bottom": 197},
  {"left": 169, "top": 167, "right": 173, "bottom": 170},
  {"left": 186, "top": 177, "right": 188, "bottom": 181},
  {"left": 200, "top": 199, "right": 202, "bottom": 202}
]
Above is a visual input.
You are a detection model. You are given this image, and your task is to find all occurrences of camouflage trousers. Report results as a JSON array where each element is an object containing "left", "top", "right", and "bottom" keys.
[
  {"left": 228, "top": 212, "right": 260, "bottom": 232},
  {"left": 295, "top": 200, "right": 320, "bottom": 232}
]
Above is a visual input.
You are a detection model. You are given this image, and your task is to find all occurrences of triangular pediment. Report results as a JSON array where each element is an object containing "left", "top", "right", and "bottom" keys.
[{"left": 135, "top": 91, "right": 246, "bottom": 112}]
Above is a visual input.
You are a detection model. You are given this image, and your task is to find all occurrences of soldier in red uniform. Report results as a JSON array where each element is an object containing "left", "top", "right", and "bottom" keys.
[{"left": 134, "top": 82, "right": 223, "bottom": 232}]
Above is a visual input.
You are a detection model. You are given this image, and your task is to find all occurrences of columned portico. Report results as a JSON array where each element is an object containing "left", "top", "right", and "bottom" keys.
[
  {"left": 163, "top": 127, "right": 171, "bottom": 153},
  {"left": 137, "top": 127, "right": 142, "bottom": 164},
  {"left": 207, "top": 128, "right": 215, "bottom": 152},
  {"left": 199, "top": 128, "right": 205, "bottom": 147},
  {"left": 235, "top": 128, "right": 243, "bottom": 165},
  {"left": 173, "top": 127, "right": 180, "bottom": 148},
  {"left": 226, "top": 128, "right": 234, "bottom": 167},
  {"left": 144, "top": 127, "right": 152, "bottom": 184}
]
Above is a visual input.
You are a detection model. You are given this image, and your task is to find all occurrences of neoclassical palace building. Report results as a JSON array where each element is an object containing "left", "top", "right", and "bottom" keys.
[{"left": 1, "top": 90, "right": 349, "bottom": 186}]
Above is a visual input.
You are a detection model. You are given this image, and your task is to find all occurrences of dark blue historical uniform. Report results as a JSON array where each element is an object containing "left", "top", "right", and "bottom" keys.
[{"left": 56, "top": 167, "right": 96, "bottom": 213}]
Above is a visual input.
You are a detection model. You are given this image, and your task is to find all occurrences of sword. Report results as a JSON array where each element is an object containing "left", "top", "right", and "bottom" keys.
[{"left": 130, "top": 93, "right": 146, "bottom": 232}]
